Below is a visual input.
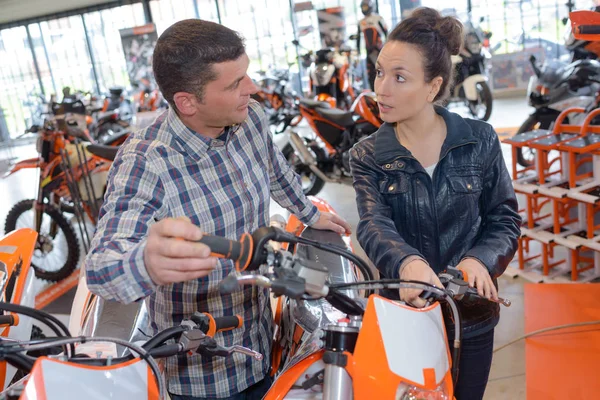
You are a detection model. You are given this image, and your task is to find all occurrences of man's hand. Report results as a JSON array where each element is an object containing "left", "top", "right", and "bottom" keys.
[
  {"left": 143, "top": 217, "right": 218, "bottom": 286},
  {"left": 457, "top": 258, "right": 498, "bottom": 300},
  {"left": 399, "top": 259, "right": 443, "bottom": 308},
  {"left": 310, "top": 212, "right": 352, "bottom": 235}
]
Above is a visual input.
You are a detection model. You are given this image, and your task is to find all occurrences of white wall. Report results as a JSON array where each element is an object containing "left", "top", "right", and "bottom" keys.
[{"left": 0, "top": 0, "right": 116, "bottom": 25}]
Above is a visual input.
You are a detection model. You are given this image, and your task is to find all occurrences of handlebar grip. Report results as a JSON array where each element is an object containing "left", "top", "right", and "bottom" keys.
[
  {"left": 197, "top": 233, "right": 253, "bottom": 271},
  {"left": 578, "top": 25, "right": 600, "bottom": 35},
  {"left": 204, "top": 313, "right": 243, "bottom": 337},
  {"left": 0, "top": 314, "right": 17, "bottom": 327}
]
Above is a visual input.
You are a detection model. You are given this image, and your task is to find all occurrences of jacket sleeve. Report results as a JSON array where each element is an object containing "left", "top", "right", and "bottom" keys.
[
  {"left": 84, "top": 147, "right": 167, "bottom": 304},
  {"left": 350, "top": 146, "right": 424, "bottom": 279},
  {"left": 463, "top": 134, "right": 521, "bottom": 278}
]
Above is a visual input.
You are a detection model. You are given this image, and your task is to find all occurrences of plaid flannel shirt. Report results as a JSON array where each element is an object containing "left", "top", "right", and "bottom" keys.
[{"left": 84, "top": 100, "right": 320, "bottom": 397}]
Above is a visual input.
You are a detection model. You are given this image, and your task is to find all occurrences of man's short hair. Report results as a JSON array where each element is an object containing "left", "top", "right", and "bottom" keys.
[{"left": 152, "top": 19, "right": 245, "bottom": 111}]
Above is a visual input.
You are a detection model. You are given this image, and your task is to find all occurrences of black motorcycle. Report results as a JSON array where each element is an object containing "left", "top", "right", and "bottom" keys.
[{"left": 514, "top": 56, "right": 600, "bottom": 167}]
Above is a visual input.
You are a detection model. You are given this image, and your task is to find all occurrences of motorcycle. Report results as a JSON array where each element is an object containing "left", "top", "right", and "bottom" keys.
[
  {"left": 279, "top": 92, "right": 382, "bottom": 196},
  {"left": 251, "top": 69, "right": 303, "bottom": 134},
  {"left": 0, "top": 218, "right": 511, "bottom": 399},
  {"left": 0, "top": 228, "right": 41, "bottom": 390},
  {"left": 3, "top": 116, "right": 119, "bottom": 282},
  {"left": 447, "top": 22, "right": 494, "bottom": 121},
  {"left": 514, "top": 55, "right": 600, "bottom": 167},
  {"left": 296, "top": 41, "right": 356, "bottom": 110}
]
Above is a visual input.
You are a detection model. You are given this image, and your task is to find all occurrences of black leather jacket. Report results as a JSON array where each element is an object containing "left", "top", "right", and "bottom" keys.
[{"left": 350, "top": 106, "right": 521, "bottom": 338}]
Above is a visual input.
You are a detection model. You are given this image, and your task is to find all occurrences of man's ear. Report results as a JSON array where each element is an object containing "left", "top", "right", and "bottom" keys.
[
  {"left": 427, "top": 76, "right": 443, "bottom": 103},
  {"left": 173, "top": 92, "right": 199, "bottom": 116}
]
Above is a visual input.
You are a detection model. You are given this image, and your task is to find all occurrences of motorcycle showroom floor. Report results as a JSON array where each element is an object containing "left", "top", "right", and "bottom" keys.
[{"left": 0, "top": 97, "right": 536, "bottom": 399}]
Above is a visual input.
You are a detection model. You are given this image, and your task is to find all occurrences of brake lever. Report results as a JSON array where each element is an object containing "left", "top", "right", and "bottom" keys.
[{"left": 196, "top": 336, "right": 263, "bottom": 360}]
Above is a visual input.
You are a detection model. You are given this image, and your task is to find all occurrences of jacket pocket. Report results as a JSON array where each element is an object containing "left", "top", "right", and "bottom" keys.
[{"left": 446, "top": 173, "right": 483, "bottom": 222}]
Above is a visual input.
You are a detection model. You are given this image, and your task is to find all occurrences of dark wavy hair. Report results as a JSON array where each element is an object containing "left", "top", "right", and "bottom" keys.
[{"left": 388, "top": 8, "right": 463, "bottom": 102}]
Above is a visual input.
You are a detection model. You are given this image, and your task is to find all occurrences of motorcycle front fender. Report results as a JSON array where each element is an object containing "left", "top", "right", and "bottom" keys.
[
  {"left": 3, "top": 157, "right": 40, "bottom": 178},
  {"left": 463, "top": 74, "right": 488, "bottom": 101}
]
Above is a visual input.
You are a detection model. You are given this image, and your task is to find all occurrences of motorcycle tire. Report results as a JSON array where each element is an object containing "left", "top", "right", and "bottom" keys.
[
  {"left": 282, "top": 143, "right": 326, "bottom": 196},
  {"left": 468, "top": 81, "right": 493, "bottom": 121},
  {"left": 514, "top": 114, "right": 554, "bottom": 168},
  {"left": 4, "top": 199, "right": 79, "bottom": 282}
]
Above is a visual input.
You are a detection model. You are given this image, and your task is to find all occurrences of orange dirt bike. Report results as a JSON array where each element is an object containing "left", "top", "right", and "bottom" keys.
[
  {"left": 0, "top": 302, "right": 253, "bottom": 400},
  {"left": 251, "top": 69, "right": 304, "bottom": 134},
  {"left": 0, "top": 228, "right": 69, "bottom": 390},
  {"left": 187, "top": 224, "right": 511, "bottom": 399},
  {"left": 3, "top": 117, "right": 120, "bottom": 282},
  {"left": 295, "top": 41, "right": 358, "bottom": 111},
  {"left": 276, "top": 91, "right": 382, "bottom": 195}
]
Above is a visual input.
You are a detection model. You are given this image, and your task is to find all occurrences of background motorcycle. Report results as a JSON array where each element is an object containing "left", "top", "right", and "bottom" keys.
[
  {"left": 447, "top": 21, "right": 494, "bottom": 121},
  {"left": 280, "top": 92, "right": 382, "bottom": 196},
  {"left": 514, "top": 56, "right": 600, "bottom": 167},
  {"left": 296, "top": 41, "right": 356, "bottom": 110}
]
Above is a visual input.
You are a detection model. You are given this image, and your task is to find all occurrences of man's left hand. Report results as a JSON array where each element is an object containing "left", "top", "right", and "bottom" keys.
[{"left": 310, "top": 212, "right": 352, "bottom": 235}]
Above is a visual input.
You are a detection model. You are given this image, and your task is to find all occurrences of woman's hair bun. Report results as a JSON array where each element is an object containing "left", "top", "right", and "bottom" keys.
[{"left": 409, "top": 8, "right": 463, "bottom": 55}]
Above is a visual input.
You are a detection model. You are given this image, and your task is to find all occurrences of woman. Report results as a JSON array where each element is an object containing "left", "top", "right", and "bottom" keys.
[{"left": 350, "top": 7, "right": 521, "bottom": 399}]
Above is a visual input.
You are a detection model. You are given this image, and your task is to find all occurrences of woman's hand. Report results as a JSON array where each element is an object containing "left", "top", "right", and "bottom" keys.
[
  {"left": 399, "top": 259, "right": 443, "bottom": 308},
  {"left": 456, "top": 258, "right": 498, "bottom": 300}
]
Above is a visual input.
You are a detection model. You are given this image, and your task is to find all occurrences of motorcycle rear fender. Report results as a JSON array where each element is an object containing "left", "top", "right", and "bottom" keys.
[
  {"left": 463, "top": 74, "right": 488, "bottom": 101},
  {"left": 3, "top": 157, "right": 40, "bottom": 178}
]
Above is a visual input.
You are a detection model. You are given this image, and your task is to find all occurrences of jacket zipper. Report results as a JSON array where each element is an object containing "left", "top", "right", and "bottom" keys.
[{"left": 430, "top": 141, "right": 477, "bottom": 269}]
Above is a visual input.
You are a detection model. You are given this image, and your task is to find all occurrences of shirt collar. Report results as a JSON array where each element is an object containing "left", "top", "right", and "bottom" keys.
[{"left": 166, "top": 107, "right": 238, "bottom": 159}]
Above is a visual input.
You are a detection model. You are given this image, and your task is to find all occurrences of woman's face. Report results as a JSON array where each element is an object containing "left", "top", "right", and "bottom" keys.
[{"left": 374, "top": 41, "right": 442, "bottom": 124}]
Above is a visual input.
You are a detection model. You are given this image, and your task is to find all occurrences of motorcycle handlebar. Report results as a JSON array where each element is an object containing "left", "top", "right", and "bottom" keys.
[{"left": 197, "top": 233, "right": 254, "bottom": 271}]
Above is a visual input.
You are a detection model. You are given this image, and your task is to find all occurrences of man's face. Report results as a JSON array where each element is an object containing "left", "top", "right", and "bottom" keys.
[{"left": 194, "top": 53, "right": 258, "bottom": 129}]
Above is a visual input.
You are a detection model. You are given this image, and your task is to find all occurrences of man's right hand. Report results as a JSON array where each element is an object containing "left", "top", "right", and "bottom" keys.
[
  {"left": 399, "top": 259, "right": 443, "bottom": 308},
  {"left": 144, "top": 217, "right": 218, "bottom": 286}
]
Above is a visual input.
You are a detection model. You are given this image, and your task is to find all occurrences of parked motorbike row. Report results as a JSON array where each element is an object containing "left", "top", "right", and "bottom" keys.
[
  {"left": 3, "top": 112, "right": 124, "bottom": 283},
  {"left": 0, "top": 192, "right": 510, "bottom": 398}
]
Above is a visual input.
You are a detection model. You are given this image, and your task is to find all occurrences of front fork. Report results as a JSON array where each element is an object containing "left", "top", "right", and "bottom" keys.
[{"left": 33, "top": 175, "right": 59, "bottom": 238}]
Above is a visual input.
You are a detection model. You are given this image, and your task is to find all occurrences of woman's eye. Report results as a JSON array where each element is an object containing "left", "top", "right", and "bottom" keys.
[{"left": 396, "top": 75, "right": 406, "bottom": 83}]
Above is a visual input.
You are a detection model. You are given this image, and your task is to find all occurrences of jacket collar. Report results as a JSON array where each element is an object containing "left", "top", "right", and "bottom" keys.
[{"left": 374, "top": 106, "right": 478, "bottom": 165}]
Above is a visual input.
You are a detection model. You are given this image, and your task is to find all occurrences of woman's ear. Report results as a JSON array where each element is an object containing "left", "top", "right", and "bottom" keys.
[{"left": 427, "top": 77, "right": 444, "bottom": 103}]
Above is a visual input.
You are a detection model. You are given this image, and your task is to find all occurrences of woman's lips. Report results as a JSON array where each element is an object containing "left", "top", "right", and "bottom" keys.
[{"left": 378, "top": 102, "right": 393, "bottom": 112}]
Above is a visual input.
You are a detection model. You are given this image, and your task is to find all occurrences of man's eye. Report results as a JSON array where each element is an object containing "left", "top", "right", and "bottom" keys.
[{"left": 376, "top": 69, "right": 383, "bottom": 77}]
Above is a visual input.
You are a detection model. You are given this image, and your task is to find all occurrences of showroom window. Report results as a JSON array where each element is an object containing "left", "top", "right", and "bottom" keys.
[
  {"left": 150, "top": 0, "right": 220, "bottom": 35},
  {"left": 83, "top": 4, "right": 147, "bottom": 93},
  {"left": 0, "top": 26, "right": 40, "bottom": 137}
]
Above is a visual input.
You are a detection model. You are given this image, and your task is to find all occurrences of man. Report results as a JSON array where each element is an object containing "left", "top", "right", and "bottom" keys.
[
  {"left": 357, "top": 0, "right": 388, "bottom": 91},
  {"left": 84, "top": 19, "right": 350, "bottom": 400}
]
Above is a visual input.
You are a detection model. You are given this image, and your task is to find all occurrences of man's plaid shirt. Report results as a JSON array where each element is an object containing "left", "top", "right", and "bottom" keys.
[{"left": 85, "top": 100, "right": 320, "bottom": 397}]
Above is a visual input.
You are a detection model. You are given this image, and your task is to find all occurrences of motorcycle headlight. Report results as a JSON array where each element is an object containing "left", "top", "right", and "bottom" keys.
[
  {"left": 395, "top": 382, "right": 450, "bottom": 400},
  {"left": 36, "top": 134, "right": 44, "bottom": 154}
]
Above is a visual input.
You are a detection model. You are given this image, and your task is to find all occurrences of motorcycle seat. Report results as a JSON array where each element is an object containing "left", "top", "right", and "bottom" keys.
[
  {"left": 317, "top": 108, "right": 355, "bottom": 127},
  {"left": 299, "top": 99, "right": 331, "bottom": 109},
  {"left": 87, "top": 144, "right": 119, "bottom": 161},
  {"left": 101, "top": 129, "right": 130, "bottom": 146}
]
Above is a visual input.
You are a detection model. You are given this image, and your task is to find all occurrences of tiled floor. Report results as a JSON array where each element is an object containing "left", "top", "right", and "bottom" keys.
[{"left": 0, "top": 97, "right": 533, "bottom": 398}]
